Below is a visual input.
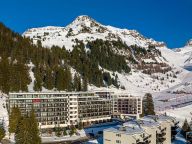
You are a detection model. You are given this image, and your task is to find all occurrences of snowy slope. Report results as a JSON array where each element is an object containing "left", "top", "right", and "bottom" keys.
[
  {"left": 178, "top": 45, "right": 192, "bottom": 66},
  {"left": 167, "top": 72, "right": 192, "bottom": 94},
  {"left": 166, "top": 105, "right": 192, "bottom": 125},
  {"left": 156, "top": 47, "right": 186, "bottom": 67},
  {"left": 23, "top": 15, "right": 192, "bottom": 69},
  {"left": 23, "top": 15, "right": 192, "bottom": 96},
  {"left": 23, "top": 15, "right": 165, "bottom": 51},
  {"left": 0, "top": 93, "right": 9, "bottom": 135},
  {"left": 173, "top": 40, "right": 192, "bottom": 66}
]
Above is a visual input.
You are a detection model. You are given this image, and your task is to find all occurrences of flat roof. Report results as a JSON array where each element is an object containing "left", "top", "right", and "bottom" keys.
[
  {"left": 105, "top": 122, "right": 144, "bottom": 135},
  {"left": 143, "top": 114, "right": 176, "bottom": 123},
  {"left": 139, "top": 119, "right": 160, "bottom": 127},
  {"left": 9, "top": 91, "right": 96, "bottom": 95}
]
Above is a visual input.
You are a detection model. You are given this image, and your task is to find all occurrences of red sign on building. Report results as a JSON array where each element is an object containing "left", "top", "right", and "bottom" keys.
[{"left": 32, "top": 99, "right": 41, "bottom": 103}]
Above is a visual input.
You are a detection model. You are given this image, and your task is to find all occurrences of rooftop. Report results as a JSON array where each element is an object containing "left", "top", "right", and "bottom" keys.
[
  {"left": 143, "top": 114, "right": 176, "bottom": 123},
  {"left": 138, "top": 119, "right": 160, "bottom": 128},
  {"left": 105, "top": 121, "right": 144, "bottom": 135}
]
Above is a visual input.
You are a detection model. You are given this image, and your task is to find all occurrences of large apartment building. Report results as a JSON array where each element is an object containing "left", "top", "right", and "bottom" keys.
[
  {"left": 103, "top": 114, "right": 179, "bottom": 144},
  {"left": 7, "top": 91, "right": 142, "bottom": 129}
]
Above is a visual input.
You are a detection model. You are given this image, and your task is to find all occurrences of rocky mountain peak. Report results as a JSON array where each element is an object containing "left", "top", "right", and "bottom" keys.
[
  {"left": 23, "top": 15, "right": 165, "bottom": 49},
  {"left": 186, "top": 39, "right": 192, "bottom": 46},
  {"left": 73, "top": 15, "right": 95, "bottom": 23},
  {"left": 66, "top": 15, "right": 102, "bottom": 30}
]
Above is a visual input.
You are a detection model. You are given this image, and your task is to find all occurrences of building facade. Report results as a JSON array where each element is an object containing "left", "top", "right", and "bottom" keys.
[
  {"left": 8, "top": 91, "right": 142, "bottom": 129},
  {"left": 111, "top": 94, "right": 142, "bottom": 119},
  {"left": 103, "top": 114, "right": 179, "bottom": 144}
]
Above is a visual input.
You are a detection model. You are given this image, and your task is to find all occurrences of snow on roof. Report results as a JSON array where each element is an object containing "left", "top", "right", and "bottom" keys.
[
  {"left": 105, "top": 127, "right": 144, "bottom": 135},
  {"left": 139, "top": 119, "right": 160, "bottom": 127},
  {"left": 105, "top": 122, "right": 144, "bottom": 135},
  {"left": 143, "top": 114, "right": 176, "bottom": 123}
]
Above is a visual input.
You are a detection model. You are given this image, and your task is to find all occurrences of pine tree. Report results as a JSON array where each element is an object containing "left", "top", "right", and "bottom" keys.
[
  {"left": 182, "top": 119, "right": 191, "bottom": 137},
  {"left": 69, "top": 125, "right": 76, "bottom": 136},
  {"left": 103, "top": 72, "right": 112, "bottom": 86},
  {"left": 82, "top": 76, "right": 88, "bottom": 91},
  {"left": 0, "top": 56, "right": 10, "bottom": 93},
  {"left": 15, "top": 116, "right": 30, "bottom": 144},
  {"left": 63, "top": 128, "right": 67, "bottom": 136},
  {"left": 0, "top": 125, "right": 5, "bottom": 142},
  {"left": 15, "top": 111, "right": 41, "bottom": 144},
  {"left": 55, "top": 67, "right": 66, "bottom": 91},
  {"left": 43, "top": 68, "right": 54, "bottom": 90},
  {"left": 78, "top": 121, "right": 83, "bottom": 130},
  {"left": 33, "top": 68, "right": 42, "bottom": 91},
  {"left": 141, "top": 93, "right": 155, "bottom": 116},
  {"left": 65, "top": 67, "right": 72, "bottom": 91},
  {"left": 55, "top": 126, "right": 62, "bottom": 137},
  {"left": 112, "top": 75, "right": 119, "bottom": 88},
  {"left": 9, "top": 106, "right": 21, "bottom": 133},
  {"left": 73, "top": 73, "right": 81, "bottom": 91},
  {"left": 29, "top": 109, "right": 41, "bottom": 144}
]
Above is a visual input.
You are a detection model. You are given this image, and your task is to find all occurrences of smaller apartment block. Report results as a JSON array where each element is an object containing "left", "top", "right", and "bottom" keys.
[
  {"left": 8, "top": 91, "right": 142, "bottom": 129},
  {"left": 112, "top": 94, "right": 142, "bottom": 119},
  {"left": 104, "top": 114, "right": 179, "bottom": 144}
]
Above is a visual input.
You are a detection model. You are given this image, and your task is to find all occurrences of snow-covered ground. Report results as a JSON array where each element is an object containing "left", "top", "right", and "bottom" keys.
[
  {"left": 0, "top": 93, "right": 9, "bottom": 136},
  {"left": 158, "top": 40, "right": 192, "bottom": 68},
  {"left": 27, "top": 62, "right": 35, "bottom": 92},
  {"left": 153, "top": 70, "right": 192, "bottom": 117},
  {"left": 166, "top": 105, "right": 192, "bottom": 125},
  {"left": 42, "top": 122, "right": 118, "bottom": 143}
]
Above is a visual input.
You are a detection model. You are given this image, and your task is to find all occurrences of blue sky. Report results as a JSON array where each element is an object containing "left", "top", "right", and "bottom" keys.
[{"left": 0, "top": 0, "right": 191, "bottom": 48}]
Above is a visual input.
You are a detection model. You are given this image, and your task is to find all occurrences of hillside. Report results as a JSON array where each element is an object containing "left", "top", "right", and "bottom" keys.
[
  {"left": 22, "top": 15, "right": 191, "bottom": 95},
  {"left": 23, "top": 15, "right": 165, "bottom": 50},
  {"left": 0, "top": 15, "right": 190, "bottom": 95},
  {"left": 174, "top": 40, "right": 192, "bottom": 67}
]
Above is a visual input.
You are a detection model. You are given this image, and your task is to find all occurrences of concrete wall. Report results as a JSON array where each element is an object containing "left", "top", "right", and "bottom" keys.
[{"left": 103, "top": 131, "right": 140, "bottom": 144}]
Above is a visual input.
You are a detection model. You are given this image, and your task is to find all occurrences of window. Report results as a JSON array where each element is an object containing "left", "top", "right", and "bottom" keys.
[
  {"left": 116, "top": 140, "right": 121, "bottom": 143},
  {"left": 116, "top": 134, "right": 121, "bottom": 137}
]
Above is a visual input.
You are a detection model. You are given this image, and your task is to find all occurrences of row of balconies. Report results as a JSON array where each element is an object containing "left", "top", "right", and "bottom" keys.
[
  {"left": 79, "top": 115, "right": 110, "bottom": 120},
  {"left": 79, "top": 113, "right": 110, "bottom": 118},
  {"left": 10, "top": 100, "right": 112, "bottom": 108},
  {"left": 156, "top": 129, "right": 166, "bottom": 143},
  {"left": 79, "top": 110, "right": 111, "bottom": 113},
  {"left": 78, "top": 105, "right": 112, "bottom": 109}
]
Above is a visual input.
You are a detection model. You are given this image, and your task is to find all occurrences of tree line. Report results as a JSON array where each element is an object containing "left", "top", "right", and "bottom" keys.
[
  {"left": 0, "top": 23, "right": 133, "bottom": 93},
  {"left": 9, "top": 106, "right": 41, "bottom": 144}
]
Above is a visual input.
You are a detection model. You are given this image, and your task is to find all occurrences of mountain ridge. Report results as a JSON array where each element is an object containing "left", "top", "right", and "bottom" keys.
[
  {"left": 23, "top": 15, "right": 166, "bottom": 51},
  {"left": 23, "top": 15, "right": 192, "bottom": 68},
  {"left": 22, "top": 15, "right": 192, "bottom": 95}
]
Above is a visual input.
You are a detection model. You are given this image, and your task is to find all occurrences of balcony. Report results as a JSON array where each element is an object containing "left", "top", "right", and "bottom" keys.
[
  {"left": 143, "top": 137, "right": 149, "bottom": 141},
  {"left": 161, "top": 128, "right": 166, "bottom": 132},
  {"left": 157, "top": 137, "right": 166, "bottom": 143},
  {"left": 157, "top": 132, "right": 166, "bottom": 138}
]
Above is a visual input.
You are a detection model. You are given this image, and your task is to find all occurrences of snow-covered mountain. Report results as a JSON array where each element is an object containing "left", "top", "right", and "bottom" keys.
[
  {"left": 186, "top": 39, "right": 192, "bottom": 47},
  {"left": 23, "top": 15, "right": 192, "bottom": 68},
  {"left": 23, "top": 15, "right": 192, "bottom": 95},
  {"left": 23, "top": 15, "right": 165, "bottom": 51},
  {"left": 150, "top": 40, "right": 192, "bottom": 68},
  {"left": 173, "top": 40, "right": 192, "bottom": 66}
]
